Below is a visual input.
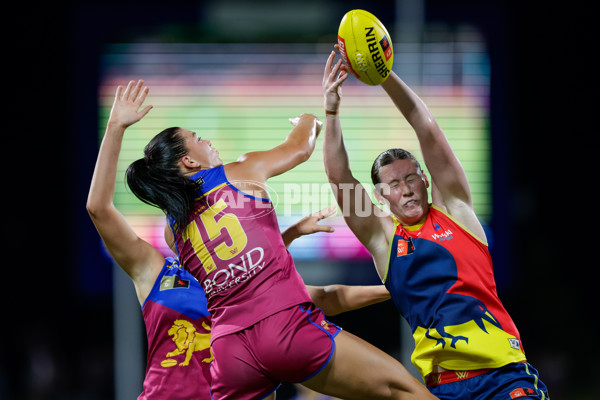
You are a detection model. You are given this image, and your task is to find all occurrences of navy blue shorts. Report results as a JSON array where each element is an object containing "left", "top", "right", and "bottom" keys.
[{"left": 429, "top": 362, "right": 549, "bottom": 400}]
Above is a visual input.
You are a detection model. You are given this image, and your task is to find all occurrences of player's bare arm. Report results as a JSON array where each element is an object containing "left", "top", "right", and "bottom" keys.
[
  {"left": 381, "top": 72, "right": 486, "bottom": 241},
  {"left": 306, "top": 284, "right": 391, "bottom": 316},
  {"left": 224, "top": 113, "right": 322, "bottom": 198},
  {"left": 322, "top": 51, "right": 396, "bottom": 276},
  {"left": 87, "top": 80, "right": 163, "bottom": 303}
]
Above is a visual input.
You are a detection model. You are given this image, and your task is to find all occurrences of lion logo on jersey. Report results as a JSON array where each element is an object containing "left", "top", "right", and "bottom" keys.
[{"left": 161, "top": 320, "right": 213, "bottom": 367}]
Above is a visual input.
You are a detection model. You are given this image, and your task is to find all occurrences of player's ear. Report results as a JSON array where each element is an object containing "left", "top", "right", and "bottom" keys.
[{"left": 181, "top": 155, "right": 200, "bottom": 169}]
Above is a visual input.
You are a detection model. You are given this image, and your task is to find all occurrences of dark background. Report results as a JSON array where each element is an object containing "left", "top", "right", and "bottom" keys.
[{"left": 6, "top": 0, "right": 594, "bottom": 398}]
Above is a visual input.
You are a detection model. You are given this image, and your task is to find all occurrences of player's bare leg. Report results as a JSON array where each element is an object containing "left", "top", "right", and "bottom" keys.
[{"left": 301, "top": 330, "right": 437, "bottom": 400}]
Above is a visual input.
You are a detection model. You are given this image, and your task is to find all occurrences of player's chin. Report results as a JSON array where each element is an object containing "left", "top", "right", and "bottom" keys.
[{"left": 397, "top": 204, "right": 427, "bottom": 224}]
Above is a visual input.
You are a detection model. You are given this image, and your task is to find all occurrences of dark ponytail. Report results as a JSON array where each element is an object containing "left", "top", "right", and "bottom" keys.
[{"left": 126, "top": 127, "right": 199, "bottom": 229}]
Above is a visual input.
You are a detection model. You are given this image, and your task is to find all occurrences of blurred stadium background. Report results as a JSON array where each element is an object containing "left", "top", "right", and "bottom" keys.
[{"left": 6, "top": 0, "right": 594, "bottom": 399}]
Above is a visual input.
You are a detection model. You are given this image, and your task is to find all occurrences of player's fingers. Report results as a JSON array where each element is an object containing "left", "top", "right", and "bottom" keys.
[
  {"left": 323, "top": 52, "right": 336, "bottom": 87},
  {"left": 325, "top": 59, "right": 343, "bottom": 90},
  {"left": 330, "top": 71, "right": 349, "bottom": 90},
  {"left": 137, "top": 105, "right": 153, "bottom": 119},
  {"left": 136, "top": 85, "right": 150, "bottom": 105},
  {"left": 122, "top": 80, "right": 135, "bottom": 99},
  {"left": 314, "top": 204, "right": 337, "bottom": 220},
  {"left": 329, "top": 59, "right": 342, "bottom": 78},
  {"left": 316, "top": 224, "right": 335, "bottom": 233},
  {"left": 130, "top": 79, "right": 144, "bottom": 101},
  {"left": 115, "top": 85, "right": 124, "bottom": 101},
  {"left": 324, "top": 51, "right": 335, "bottom": 74}
]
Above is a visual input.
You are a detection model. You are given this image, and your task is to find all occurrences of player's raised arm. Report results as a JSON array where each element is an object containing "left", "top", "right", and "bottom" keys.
[
  {"left": 380, "top": 72, "right": 486, "bottom": 241},
  {"left": 225, "top": 113, "right": 322, "bottom": 185},
  {"left": 86, "top": 80, "right": 162, "bottom": 303},
  {"left": 322, "top": 51, "right": 396, "bottom": 276}
]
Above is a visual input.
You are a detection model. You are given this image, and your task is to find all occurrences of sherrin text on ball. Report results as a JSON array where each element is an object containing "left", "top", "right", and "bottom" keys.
[{"left": 337, "top": 9, "right": 394, "bottom": 86}]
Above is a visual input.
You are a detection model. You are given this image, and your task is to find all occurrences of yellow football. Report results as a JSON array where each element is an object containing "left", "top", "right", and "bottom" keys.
[{"left": 337, "top": 9, "right": 394, "bottom": 86}]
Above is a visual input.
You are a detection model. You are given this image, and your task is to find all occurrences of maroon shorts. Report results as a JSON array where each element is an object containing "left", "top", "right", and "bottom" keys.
[{"left": 209, "top": 303, "right": 341, "bottom": 399}]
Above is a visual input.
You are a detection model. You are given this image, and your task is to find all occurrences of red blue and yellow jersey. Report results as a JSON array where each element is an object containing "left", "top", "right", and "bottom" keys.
[
  {"left": 384, "top": 205, "right": 527, "bottom": 379},
  {"left": 140, "top": 257, "right": 212, "bottom": 400},
  {"left": 171, "top": 166, "right": 312, "bottom": 342}
]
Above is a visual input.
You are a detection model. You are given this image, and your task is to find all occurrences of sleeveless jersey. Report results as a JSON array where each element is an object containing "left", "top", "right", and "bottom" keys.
[
  {"left": 384, "top": 205, "right": 527, "bottom": 379},
  {"left": 171, "top": 165, "right": 312, "bottom": 342},
  {"left": 139, "top": 257, "right": 213, "bottom": 400}
]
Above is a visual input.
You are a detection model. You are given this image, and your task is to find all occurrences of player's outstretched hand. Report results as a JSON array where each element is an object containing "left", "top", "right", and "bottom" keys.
[
  {"left": 323, "top": 50, "right": 348, "bottom": 113},
  {"left": 294, "top": 205, "right": 337, "bottom": 235},
  {"left": 109, "top": 79, "right": 153, "bottom": 129}
]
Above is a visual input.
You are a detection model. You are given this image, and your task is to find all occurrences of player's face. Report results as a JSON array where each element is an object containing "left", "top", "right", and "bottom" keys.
[
  {"left": 180, "top": 129, "right": 223, "bottom": 169},
  {"left": 376, "top": 158, "right": 429, "bottom": 225}
]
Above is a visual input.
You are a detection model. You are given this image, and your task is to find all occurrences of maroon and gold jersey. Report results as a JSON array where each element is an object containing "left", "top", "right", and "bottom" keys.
[
  {"left": 172, "top": 166, "right": 312, "bottom": 342},
  {"left": 139, "top": 258, "right": 212, "bottom": 400}
]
